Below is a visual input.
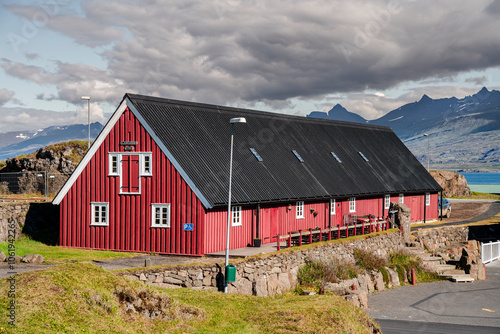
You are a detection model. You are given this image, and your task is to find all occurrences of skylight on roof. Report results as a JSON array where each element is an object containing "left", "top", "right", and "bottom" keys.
[
  {"left": 292, "top": 150, "right": 304, "bottom": 162},
  {"left": 249, "top": 148, "right": 263, "bottom": 162},
  {"left": 358, "top": 152, "right": 369, "bottom": 162},
  {"left": 331, "top": 152, "right": 342, "bottom": 163}
]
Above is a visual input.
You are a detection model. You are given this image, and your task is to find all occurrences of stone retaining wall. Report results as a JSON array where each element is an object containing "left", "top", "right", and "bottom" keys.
[
  {"left": 0, "top": 202, "right": 59, "bottom": 243},
  {"left": 121, "top": 231, "right": 404, "bottom": 297},
  {"left": 0, "top": 202, "right": 30, "bottom": 242},
  {"left": 411, "top": 226, "right": 469, "bottom": 251}
]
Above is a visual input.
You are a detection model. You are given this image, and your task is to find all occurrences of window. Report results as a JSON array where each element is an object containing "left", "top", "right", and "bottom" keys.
[
  {"left": 232, "top": 206, "right": 242, "bottom": 226},
  {"left": 425, "top": 193, "right": 430, "bottom": 206},
  {"left": 291, "top": 150, "right": 304, "bottom": 162},
  {"left": 330, "top": 199, "right": 336, "bottom": 215},
  {"left": 349, "top": 197, "right": 356, "bottom": 213},
  {"left": 141, "top": 153, "right": 152, "bottom": 176},
  {"left": 91, "top": 203, "right": 109, "bottom": 226},
  {"left": 330, "top": 152, "right": 342, "bottom": 163},
  {"left": 109, "top": 154, "right": 119, "bottom": 176},
  {"left": 399, "top": 193, "right": 404, "bottom": 204},
  {"left": 151, "top": 204, "right": 171, "bottom": 228},
  {"left": 296, "top": 201, "right": 304, "bottom": 218},
  {"left": 384, "top": 194, "right": 390, "bottom": 209},
  {"left": 358, "top": 152, "right": 369, "bottom": 162},
  {"left": 249, "top": 148, "right": 263, "bottom": 162}
]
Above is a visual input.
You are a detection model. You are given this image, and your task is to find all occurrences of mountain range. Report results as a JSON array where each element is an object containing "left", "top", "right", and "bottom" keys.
[
  {"left": 2, "top": 87, "right": 499, "bottom": 171},
  {"left": 0, "top": 123, "right": 103, "bottom": 161},
  {"left": 307, "top": 87, "right": 500, "bottom": 171}
]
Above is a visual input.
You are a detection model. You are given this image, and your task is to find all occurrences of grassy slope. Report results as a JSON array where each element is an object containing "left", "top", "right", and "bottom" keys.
[
  {"left": 0, "top": 263, "right": 379, "bottom": 333},
  {"left": 0, "top": 236, "right": 143, "bottom": 264}
]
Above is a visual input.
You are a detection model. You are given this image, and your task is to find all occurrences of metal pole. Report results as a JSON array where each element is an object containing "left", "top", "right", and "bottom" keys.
[
  {"left": 45, "top": 171, "right": 48, "bottom": 201},
  {"left": 427, "top": 134, "right": 430, "bottom": 170},
  {"left": 224, "top": 123, "right": 235, "bottom": 293},
  {"left": 88, "top": 98, "right": 91, "bottom": 149}
]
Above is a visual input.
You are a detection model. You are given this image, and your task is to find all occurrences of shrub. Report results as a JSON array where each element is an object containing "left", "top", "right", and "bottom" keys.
[
  {"left": 389, "top": 249, "right": 419, "bottom": 268},
  {"left": 353, "top": 249, "right": 387, "bottom": 271},
  {"left": 297, "top": 259, "right": 338, "bottom": 286},
  {"left": 331, "top": 259, "right": 361, "bottom": 280}
]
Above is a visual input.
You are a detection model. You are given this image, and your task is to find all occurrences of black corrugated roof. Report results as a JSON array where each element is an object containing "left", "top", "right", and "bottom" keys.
[{"left": 125, "top": 93, "right": 442, "bottom": 208}]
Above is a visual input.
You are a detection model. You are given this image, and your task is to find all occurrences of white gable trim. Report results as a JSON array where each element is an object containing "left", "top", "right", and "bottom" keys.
[
  {"left": 52, "top": 99, "right": 128, "bottom": 205},
  {"left": 125, "top": 98, "right": 213, "bottom": 209}
]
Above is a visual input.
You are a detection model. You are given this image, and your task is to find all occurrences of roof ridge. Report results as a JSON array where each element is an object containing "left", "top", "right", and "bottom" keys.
[{"left": 125, "top": 93, "right": 392, "bottom": 131}]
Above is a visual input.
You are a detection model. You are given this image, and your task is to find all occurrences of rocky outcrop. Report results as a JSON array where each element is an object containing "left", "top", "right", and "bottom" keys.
[
  {"left": 430, "top": 170, "right": 471, "bottom": 197},
  {"left": 3, "top": 145, "right": 84, "bottom": 174},
  {"left": 460, "top": 240, "right": 486, "bottom": 280}
]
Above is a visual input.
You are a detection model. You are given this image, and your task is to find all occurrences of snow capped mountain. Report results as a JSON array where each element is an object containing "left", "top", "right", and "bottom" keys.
[
  {"left": 0, "top": 122, "right": 103, "bottom": 161},
  {"left": 308, "top": 87, "right": 500, "bottom": 170}
]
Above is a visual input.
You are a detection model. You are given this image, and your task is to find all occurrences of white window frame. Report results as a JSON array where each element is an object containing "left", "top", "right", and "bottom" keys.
[
  {"left": 296, "top": 201, "right": 304, "bottom": 219},
  {"left": 425, "top": 193, "right": 430, "bottom": 206},
  {"left": 399, "top": 193, "right": 404, "bottom": 204},
  {"left": 330, "top": 199, "right": 336, "bottom": 215},
  {"left": 141, "top": 153, "right": 153, "bottom": 176},
  {"left": 91, "top": 202, "right": 109, "bottom": 226},
  {"left": 231, "top": 206, "right": 242, "bottom": 226},
  {"left": 151, "top": 204, "right": 171, "bottom": 228},
  {"left": 384, "top": 194, "right": 390, "bottom": 210},
  {"left": 349, "top": 197, "right": 356, "bottom": 213},
  {"left": 108, "top": 153, "right": 119, "bottom": 176}
]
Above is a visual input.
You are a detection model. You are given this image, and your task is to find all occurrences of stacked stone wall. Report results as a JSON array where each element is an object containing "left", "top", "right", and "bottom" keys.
[
  {"left": 0, "top": 202, "right": 30, "bottom": 242},
  {"left": 411, "top": 226, "right": 469, "bottom": 251},
  {"left": 122, "top": 231, "right": 404, "bottom": 297}
]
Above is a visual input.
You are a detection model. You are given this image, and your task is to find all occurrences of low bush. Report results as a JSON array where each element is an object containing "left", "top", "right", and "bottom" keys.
[
  {"left": 353, "top": 249, "right": 387, "bottom": 271},
  {"left": 297, "top": 258, "right": 337, "bottom": 286}
]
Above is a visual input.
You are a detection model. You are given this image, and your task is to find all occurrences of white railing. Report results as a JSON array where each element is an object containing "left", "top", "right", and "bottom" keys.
[{"left": 481, "top": 241, "right": 500, "bottom": 264}]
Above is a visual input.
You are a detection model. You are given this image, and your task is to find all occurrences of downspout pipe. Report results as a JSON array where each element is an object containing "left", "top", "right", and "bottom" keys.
[{"left": 256, "top": 203, "right": 260, "bottom": 239}]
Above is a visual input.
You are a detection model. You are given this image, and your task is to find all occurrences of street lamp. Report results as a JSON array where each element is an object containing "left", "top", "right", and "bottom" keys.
[
  {"left": 225, "top": 117, "right": 246, "bottom": 293},
  {"left": 423, "top": 133, "right": 429, "bottom": 170},
  {"left": 81, "top": 96, "right": 91, "bottom": 149}
]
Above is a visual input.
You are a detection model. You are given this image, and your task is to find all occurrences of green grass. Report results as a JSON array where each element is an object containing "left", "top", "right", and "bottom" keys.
[
  {"left": 0, "top": 236, "right": 143, "bottom": 264},
  {"left": 0, "top": 263, "right": 379, "bottom": 333},
  {"left": 451, "top": 191, "right": 500, "bottom": 200}
]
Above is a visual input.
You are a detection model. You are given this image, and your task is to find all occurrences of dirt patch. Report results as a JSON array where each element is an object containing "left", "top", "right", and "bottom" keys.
[{"left": 441, "top": 201, "right": 492, "bottom": 223}]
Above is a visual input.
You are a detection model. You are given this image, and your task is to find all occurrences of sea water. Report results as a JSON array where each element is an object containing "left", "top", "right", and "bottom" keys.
[{"left": 459, "top": 172, "right": 500, "bottom": 194}]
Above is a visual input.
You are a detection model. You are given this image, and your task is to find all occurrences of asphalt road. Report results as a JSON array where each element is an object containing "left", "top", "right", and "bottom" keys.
[{"left": 368, "top": 260, "right": 500, "bottom": 333}]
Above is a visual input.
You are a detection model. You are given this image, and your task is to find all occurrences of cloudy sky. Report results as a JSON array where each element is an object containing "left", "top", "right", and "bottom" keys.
[{"left": 1, "top": 0, "right": 500, "bottom": 132}]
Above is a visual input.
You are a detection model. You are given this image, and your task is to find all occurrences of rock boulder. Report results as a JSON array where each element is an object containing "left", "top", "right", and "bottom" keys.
[{"left": 430, "top": 170, "right": 471, "bottom": 197}]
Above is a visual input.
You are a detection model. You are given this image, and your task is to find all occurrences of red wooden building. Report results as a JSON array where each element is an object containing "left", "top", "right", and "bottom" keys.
[{"left": 53, "top": 94, "right": 441, "bottom": 255}]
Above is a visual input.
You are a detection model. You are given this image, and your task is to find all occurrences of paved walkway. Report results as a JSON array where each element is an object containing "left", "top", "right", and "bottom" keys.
[
  {"left": 368, "top": 260, "right": 500, "bottom": 330},
  {"left": 412, "top": 201, "right": 500, "bottom": 231}
]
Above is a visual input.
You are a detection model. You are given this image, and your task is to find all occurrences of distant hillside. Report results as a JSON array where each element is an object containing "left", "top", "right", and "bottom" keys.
[
  {"left": 307, "top": 87, "right": 500, "bottom": 170},
  {"left": 308, "top": 104, "right": 368, "bottom": 123},
  {"left": 0, "top": 122, "right": 103, "bottom": 161}
]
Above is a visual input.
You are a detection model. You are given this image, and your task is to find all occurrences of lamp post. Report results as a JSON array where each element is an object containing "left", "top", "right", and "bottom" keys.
[
  {"left": 225, "top": 117, "right": 246, "bottom": 293},
  {"left": 81, "top": 96, "right": 91, "bottom": 149},
  {"left": 423, "top": 133, "right": 429, "bottom": 170}
]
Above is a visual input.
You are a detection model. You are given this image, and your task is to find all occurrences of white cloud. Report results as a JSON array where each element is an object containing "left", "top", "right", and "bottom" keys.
[
  {"left": 2, "top": 0, "right": 500, "bottom": 119},
  {"left": 0, "top": 88, "right": 15, "bottom": 106}
]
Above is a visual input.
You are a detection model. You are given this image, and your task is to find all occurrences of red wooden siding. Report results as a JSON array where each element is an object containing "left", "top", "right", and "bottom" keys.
[
  {"left": 203, "top": 206, "right": 255, "bottom": 254},
  {"left": 59, "top": 108, "right": 205, "bottom": 255}
]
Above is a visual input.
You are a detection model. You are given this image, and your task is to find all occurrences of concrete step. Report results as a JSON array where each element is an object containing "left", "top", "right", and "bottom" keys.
[
  {"left": 440, "top": 269, "right": 466, "bottom": 276},
  {"left": 450, "top": 275, "right": 475, "bottom": 283},
  {"left": 419, "top": 256, "right": 443, "bottom": 262},
  {"left": 436, "top": 264, "right": 457, "bottom": 272}
]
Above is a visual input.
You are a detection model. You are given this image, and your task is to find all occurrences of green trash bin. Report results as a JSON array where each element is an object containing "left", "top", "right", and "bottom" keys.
[{"left": 225, "top": 264, "right": 236, "bottom": 282}]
